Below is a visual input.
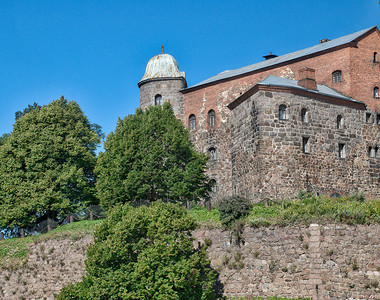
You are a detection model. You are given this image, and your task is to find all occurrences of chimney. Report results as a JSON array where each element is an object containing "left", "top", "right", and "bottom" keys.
[
  {"left": 298, "top": 67, "right": 317, "bottom": 90},
  {"left": 319, "top": 38, "right": 331, "bottom": 44},
  {"left": 263, "top": 52, "right": 278, "bottom": 60}
]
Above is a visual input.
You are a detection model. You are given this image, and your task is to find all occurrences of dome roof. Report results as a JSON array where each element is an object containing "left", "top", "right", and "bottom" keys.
[{"left": 139, "top": 53, "right": 185, "bottom": 85}]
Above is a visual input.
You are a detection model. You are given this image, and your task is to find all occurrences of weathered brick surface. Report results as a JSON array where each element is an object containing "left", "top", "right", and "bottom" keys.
[
  {"left": 193, "top": 224, "right": 380, "bottom": 300},
  {"left": 230, "top": 90, "right": 380, "bottom": 200}
]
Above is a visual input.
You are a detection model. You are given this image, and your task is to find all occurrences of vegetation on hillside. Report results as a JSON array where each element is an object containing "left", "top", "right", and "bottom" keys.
[
  {"left": 58, "top": 201, "right": 217, "bottom": 299},
  {"left": 96, "top": 103, "right": 211, "bottom": 209},
  {"left": 0, "top": 98, "right": 102, "bottom": 232}
]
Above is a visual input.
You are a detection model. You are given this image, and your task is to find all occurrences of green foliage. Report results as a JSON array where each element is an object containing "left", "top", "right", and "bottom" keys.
[
  {"left": 58, "top": 201, "right": 217, "bottom": 299},
  {"left": 218, "top": 196, "right": 252, "bottom": 228},
  {"left": 189, "top": 205, "right": 221, "bottom": 228},
  {"left": 96, "top": 103, "right": 210, "bottom": 209},
  {"left": 247, "top": 195, "right": 380, "bottom": 226},
  {"left": 0, "top": 133, "right": 10, "bottom": 146},
  {"left": 0, "top": 97, "right": 102, "bottom": 230}
]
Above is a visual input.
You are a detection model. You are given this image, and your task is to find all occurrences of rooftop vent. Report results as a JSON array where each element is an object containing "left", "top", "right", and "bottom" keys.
[
  {"left": 319, "top": 38, "right": 331, "bottom": 44},
  {"left": 263, "top": 52, "right": 278, "bottom": 60}
]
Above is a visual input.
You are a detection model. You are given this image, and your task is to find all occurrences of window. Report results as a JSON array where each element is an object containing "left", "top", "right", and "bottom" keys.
[
  {"left": 208, "top": 110, "right": 215, "bottom": 127},
  {"left": 374, "top": 52, "right": 378, "bottom": 62},
  {"left": 154, "top": 94, "right": 162, "bottom": 106},
  {"left": 337, "top": 115, "right": 343, "bottom": 129},
  {"left": 279, "top": 104, "right": 287, "bottom": 120},
  {"left": 366, "top": 113, "right": 372, "bottom": 123},
  {"left": 374, "top": 87, "right": 379, "bottom": 98},
  {"left": 332, "top": 70, "right": 342, "bottom": 83},
  {"left": 339, "top": 143, "right": 346, "bottom": 158},
  {"left": 189, "top": 114, "right": 196, "bottom": 130},
  {"left": 302, "top": 137, "right": 310, "bottom": 153},
  {"left": 208, "top": 147, "right": 216, "bottom": 161},
  {"left": 301, "top": 108, "right": 309, "bottom": 123},
  {"left": 369, "top": 146, "right": 376, "bottom": 158},
  {"left": 377, "top": 114, "right": 380, "bottom": 125},
  {"left": 376, "top": 147, "right": 379, "bottom": 158},
  {"left": 209, "top": 179, "right": 217, "bottom": 193}
]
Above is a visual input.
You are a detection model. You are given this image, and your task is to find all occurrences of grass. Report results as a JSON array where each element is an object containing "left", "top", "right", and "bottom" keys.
[
  {"left": 0, "top": 220, "right": 103, "bottom": 270},
  {"left": 189, "top": 195, "right": 380, "bottom": 228},
  {"left": 228, "top": 297, "right": 311, "bottom": 300}
]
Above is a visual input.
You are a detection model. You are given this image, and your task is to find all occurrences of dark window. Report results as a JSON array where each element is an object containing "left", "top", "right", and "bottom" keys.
[
  {"left": 337, "top": 115, "right": 343, "bottom": 129},
  {"left": 366, "top": 113, "right": 372, "bottom": 123},
  {"left": 208, "top": 147, "right": 216, "bottom": 161},
  {"left": 208, "top": 110, "right": 215, "bottom": 127},
  {"left": 374, "top": 87, "right": 379, "bottom": 98},
  {"left": 369, "top": 146, "right": 375, "bottom": 158},
  {"left": 332, "top": 70, "right": 342, "bottom": 83},
  {"left": 154, "top": 94, "right": 162, "bottom": 106},
  {"left": 301, "top": 108, "right": 308, "bottom": 123},
  {"left": 189, "top": 114, "right": 196, "bottom": 130},
  {"left": 209, "top": 179, "right": 217, "bottom": 193},
  {"left": 279, "top": 104, "right": 287, "bottom": 120},
  {"left": 377, "top": 114, "right": 380, "bottom": 125},
  {"left": 339, "top": 143, "right": 346, "bottom": 158},
  {"left": 374, "top": 52, "right": 378, "bottom": 62},
  {"left": 302, "top": 137, "right": 310, "bottom": 153},
  {"left": 376, "top": 147, "right": 379, "bottom": 158}
]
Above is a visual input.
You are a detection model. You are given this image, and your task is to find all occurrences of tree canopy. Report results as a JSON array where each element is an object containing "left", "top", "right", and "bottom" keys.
[
  {"left": 0, "top": 97, "right": 102, "bottom": 230},
  {"left": 58, "top": 201, "right": 217, "bottom": 299},
  {"left": 96, "top": 103, "right": 210, "bottom": 209}
]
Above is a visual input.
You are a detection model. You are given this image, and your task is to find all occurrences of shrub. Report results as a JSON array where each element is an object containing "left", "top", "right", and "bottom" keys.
[{"left": 218, "top": 196, "right": 252, "bottom": 228}]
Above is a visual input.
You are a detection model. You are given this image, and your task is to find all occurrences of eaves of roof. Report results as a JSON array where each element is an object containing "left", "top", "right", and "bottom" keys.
[{"left": 183, "top": 26, "right": 378, "bottom": 94}]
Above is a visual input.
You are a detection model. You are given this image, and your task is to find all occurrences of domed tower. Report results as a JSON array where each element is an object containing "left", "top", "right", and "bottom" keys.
[{"left": 138, "top": 47, "right": 187, "bottom": 120}]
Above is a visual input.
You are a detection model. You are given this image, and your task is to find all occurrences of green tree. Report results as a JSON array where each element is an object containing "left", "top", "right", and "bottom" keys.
[
  {"left": 58, "top": 201, "right": 217, "bottom": 299},
  {"left": 0, "top": 97, "right": 102, "bottom": 230},
  {"left": 96, "top": 103, "right": 210, "bottom": 209}
]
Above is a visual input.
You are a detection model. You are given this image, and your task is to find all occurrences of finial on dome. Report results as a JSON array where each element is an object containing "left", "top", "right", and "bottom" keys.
[{"left": 161, "top": 45, "right": 164, "bottom": 54}]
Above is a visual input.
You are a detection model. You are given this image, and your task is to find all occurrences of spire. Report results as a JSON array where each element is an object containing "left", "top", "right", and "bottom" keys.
[{"left": 161, "top": 45, "right": 164, "bottom": 54}]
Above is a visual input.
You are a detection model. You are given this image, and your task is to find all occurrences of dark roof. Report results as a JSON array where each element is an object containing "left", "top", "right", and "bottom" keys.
[
  {"left": 185, "top": 26, "right": 377, "bottom": 91},
  {"left": 228, "top": 76, "right": 365, "bottom": 110}
]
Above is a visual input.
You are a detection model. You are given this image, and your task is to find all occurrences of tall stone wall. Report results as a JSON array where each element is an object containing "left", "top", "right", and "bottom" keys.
[
  {"left": 230, "top": 90, "right": 380, "bottom": 200},
  {"left": 194, "top": 224, "right": 380, "bottom": 300}
]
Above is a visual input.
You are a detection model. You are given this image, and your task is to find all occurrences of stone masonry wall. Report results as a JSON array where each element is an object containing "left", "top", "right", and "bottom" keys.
[{"left": 230, "top": 90, "right": 380, "bottom": 200}]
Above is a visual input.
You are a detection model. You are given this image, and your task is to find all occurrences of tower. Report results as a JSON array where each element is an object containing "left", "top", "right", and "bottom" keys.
[{"left": 138, "top": 47, "right": 187, "bottom": 120}]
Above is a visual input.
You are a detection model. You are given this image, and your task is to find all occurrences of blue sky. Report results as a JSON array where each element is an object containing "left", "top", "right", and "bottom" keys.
[{"left": 0, "top": 0, "right": 379, "bottom": 150}]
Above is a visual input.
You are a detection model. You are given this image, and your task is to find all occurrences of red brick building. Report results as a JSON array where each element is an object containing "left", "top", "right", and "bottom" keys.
[{"left": 139, "top": 26, "right": 380, "bottom": 201}]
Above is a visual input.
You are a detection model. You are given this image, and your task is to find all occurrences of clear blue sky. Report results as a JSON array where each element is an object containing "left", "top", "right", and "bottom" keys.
[{"left": 1, "top": 0, "right": 379, "bottom": 149}]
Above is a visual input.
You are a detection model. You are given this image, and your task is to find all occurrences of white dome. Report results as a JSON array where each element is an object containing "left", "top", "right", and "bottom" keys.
[{"left": 139, "top": 53, "right": 185, "bottom": 84}]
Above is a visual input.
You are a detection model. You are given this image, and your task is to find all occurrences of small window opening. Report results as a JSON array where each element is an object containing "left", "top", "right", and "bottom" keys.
[
  {"left": 279, "top": 104, "right": 287, "bottom": 120},
  {"left": 208, "top": 147, "right": 216, "bottom": 161},
  {"left": 189, "top": 114, "right": 196, "bottom": 131},
  {"left": 337, "top": 115, "right": 343, "bottom": 129},
  {"left": 209, "top": 179, "right": 217, "bottom": 193},
  {"left": 366, "top": 113, "right": 372, "bottom": 123},
  {"left": 377, "top": 114, "right": 380, "bottom": 125},
  {"left": 301, "top": 108, "right": 309, "bottom": 123},
  {"left": 374, "top": 87, "right": 379, "bottom": 98},
  {"left": 368, "top": 146, "right": 375, "bottom": 158},
  {"left": 339, "top": 143, "right": 346, "bottom": 158},
  {"left": 302, "top": 137, "right": 310, "bottom": 153},
  {"left": 376, "top": 147, "right": 379, "bottom": 158},
  {"left": 332, "top": 70, "right": 342, "bottom": 83},
  {"left": 374, "top": 52, "right": 378, "bottom": 62},
  {"left": 154, "top": 94, "right": 162, "bottom": 106},
  {"left": 208, "top": 110, "right": 215, "bottom": 127}
]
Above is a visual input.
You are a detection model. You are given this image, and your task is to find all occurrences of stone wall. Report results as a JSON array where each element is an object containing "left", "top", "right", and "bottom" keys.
[
  {"left": 230, "top": 89, "right": 380, "bottom": 200},
  {"left": 194, "top": 223, "right": 380, "bottom": 300}
]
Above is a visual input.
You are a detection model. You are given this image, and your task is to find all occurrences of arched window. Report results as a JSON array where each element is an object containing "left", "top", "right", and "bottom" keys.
[
  {"left": 279, "top": 104, "right": 287, "bottom": 120},
  {"left": 208, "top": 147, "right": 216, "bottom": 161},
  {"left": 301, "top": 108, "right": 308, "bottom": 123},
  {"left": 374, "top": 52, "right": 378, "bottom": 62},
  {"left": 208, "top": 110, "right": 215, "bottom": 127},
  {"left": 332, "top": 70, "right": 342, "bottom": 83},
  {"left": 155, "top": 94, "right": 162, "bottom": 106},
  {"left": 209, "top": 179, "right": 217, "bottom": 193},
  {"left": 374, "top": 87, "right": 379, "bottom": 98},
  {"left": 375, "top": 147, "right": 379, "bottom": 158},
  {"left": 337, "top": 115, "right": 343, "bottom": 129},
  {"left": 189, "top": 114, "right": 196, "bottom": 131},
  {"left": 369, "top": 146, "right": 376, "bottom": 158}
]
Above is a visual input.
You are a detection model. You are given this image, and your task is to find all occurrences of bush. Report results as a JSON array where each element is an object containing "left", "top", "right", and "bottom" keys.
[
  {"left": 218, "top": 196, "right": 252, "bottom": 228},
  {"left": 58, "top": 201, "right": 217, "bottom": 299}
]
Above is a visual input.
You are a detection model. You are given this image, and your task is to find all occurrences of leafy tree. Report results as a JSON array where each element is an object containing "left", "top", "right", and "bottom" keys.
[
  {"left": 58, "top": 201, "right": 217, "bottom": 299},
  {"left": 0, "top": 133, "right": 9, "bottom": 146},
  {"left": 96, "top": 102, "right": 210, "bottom": 209},
  {"left": 0, "top": 97, "right": 102, "bottom": 230}
]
